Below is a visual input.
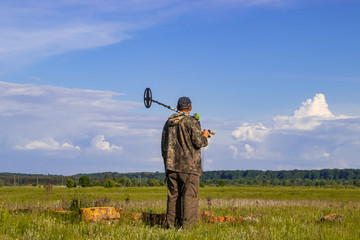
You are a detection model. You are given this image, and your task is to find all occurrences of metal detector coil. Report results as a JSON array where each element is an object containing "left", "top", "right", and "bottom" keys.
[{"left": 144, "top": 88, "right": 152, "bottom": 108}]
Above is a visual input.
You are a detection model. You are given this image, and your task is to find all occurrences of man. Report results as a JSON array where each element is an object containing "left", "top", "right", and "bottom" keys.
[{"left": 161, "top": 96, "right": 209, "bottom": 229}]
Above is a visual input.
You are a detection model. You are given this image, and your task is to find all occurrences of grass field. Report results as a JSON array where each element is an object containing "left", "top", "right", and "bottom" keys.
[{"left": 1, "top": 186, "right": 360, "bottom": 239}]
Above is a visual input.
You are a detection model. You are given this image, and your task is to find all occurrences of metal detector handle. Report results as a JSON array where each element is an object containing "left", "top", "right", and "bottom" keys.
[{"left": 208, "top": 130, "right": 216, "bottom": 138}]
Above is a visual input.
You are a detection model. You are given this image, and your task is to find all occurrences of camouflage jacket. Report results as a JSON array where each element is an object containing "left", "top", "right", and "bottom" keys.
[{"left": 161, "top": 113, "right": 208, "bottom": 175}]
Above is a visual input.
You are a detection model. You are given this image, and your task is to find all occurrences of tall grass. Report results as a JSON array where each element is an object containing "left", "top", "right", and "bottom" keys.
[{"left": 1, "top": 186, "right": 359, "bottom": 239}]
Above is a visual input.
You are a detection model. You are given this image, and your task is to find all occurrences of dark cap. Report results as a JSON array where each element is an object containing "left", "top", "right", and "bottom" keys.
[{"left": 177, "top": 96, "right": 192, "bottom": 109}]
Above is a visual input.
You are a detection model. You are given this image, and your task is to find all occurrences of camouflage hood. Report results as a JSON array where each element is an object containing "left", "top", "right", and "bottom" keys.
[{"left": 167, "top": 113, "right": 186, "bottom": 126}]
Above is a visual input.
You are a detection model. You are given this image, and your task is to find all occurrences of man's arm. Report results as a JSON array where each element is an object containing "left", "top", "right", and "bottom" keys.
[{"left": 189, "top": 119, "right": 208, "bottom": 149}]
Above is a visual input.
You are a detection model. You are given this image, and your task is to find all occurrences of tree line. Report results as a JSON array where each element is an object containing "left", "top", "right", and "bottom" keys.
[{"left": 1, "top": 169, "right": 360, "bottom": 187}]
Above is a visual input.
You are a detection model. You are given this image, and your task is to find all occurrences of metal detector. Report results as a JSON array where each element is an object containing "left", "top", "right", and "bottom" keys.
[{"left": 144, "top": 88, "right": 215, "bottom": 137}]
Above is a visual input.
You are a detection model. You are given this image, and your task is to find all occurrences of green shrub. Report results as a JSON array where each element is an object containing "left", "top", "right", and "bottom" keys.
[
  {"left": 147, "top": 179, "right": 158, "bottom": 186},
  {"left": 78, "top": 176, "right": 91, "bottom": 187},
  {"left": 0, "top": 179, "right": 4, "bottom": 188},
  {"left": 104, "top": 179, "right": 114, "bottom": 188},
  {"left": 66, "top": 179, "right": 75, "bottom": 188},
  {"left": 354, "top": 179, "right": 360, "bottom": 187},
  {"left": 218, "top": 180, "right": 226, "bottom": 187},
  {"left": 93, "top": 180, "right": 103, "bottom": 186}
]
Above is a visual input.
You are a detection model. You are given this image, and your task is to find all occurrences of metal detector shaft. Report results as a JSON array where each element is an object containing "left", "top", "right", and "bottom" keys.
[
  {"left": 144, "top": 88, "right": 192, "bottom": 117},
  {"left": 144, "top": 88, "right": 215, "bottom": 137}
]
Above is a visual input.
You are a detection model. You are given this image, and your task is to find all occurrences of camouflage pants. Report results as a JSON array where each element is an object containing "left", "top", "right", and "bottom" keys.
[{"left": 166, "top": 171, "right": 199, "bottom": 229}]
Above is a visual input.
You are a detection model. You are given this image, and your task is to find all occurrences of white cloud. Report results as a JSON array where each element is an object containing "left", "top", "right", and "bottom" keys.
[
  {"left": 294, "top": 93, "right": 333, "bottom": 118},
  {"left": 15, "top": 138, "right": 80, "bottom": 151},
  {"left": 273, "top": 93, "right": 339, "bottom": 131},
  {"left": 244, "top": 144, "right": 254, "bottom": 153},
  {"left": 230, "top": 93, "right": 360, "bottom": 169},
  {"left": 90, "top": 135, "right": 123, "bottom": 152},
  {"left": 240, "top": 143, "right": 255, "bottom": 159},
  {"left": 229, "top": 145, "right": 238, "bottom": 158},
  {"left": 232, "top": 123, "right": 270, "bottom": 142}
]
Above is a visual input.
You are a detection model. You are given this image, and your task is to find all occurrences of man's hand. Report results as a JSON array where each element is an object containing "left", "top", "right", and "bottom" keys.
[{"left": 202, "top": 129, "right": 210, "bottom": 138}]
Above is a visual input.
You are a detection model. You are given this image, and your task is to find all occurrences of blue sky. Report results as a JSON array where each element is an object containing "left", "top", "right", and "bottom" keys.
[{"left": 0, "top": 0, "right": 359, "bottom": 175}]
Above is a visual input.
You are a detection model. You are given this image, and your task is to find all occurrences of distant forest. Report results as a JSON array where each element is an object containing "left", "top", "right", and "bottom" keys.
[{"left": 1, "top": 169, "right": 360, "bottom": 187}]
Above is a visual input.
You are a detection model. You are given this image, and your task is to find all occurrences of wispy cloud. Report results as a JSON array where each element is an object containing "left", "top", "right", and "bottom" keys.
[
  {"left": 0, "top": 81, "right": 166, "bottom": 174},
  {"left": 15, "top": 138, "right": 80, "bottom": 151},
  {"left": 0, "top": 0, "right": 287, "bottom": 73},
  {"left": 229, "top": 145, "right": 238, "bottom": 158}
]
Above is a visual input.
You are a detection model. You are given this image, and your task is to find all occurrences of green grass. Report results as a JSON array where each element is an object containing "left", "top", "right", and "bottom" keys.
[
  {"left": 2, "top": 185, "right": 359, "bottom": 203},
  {"left": 200, "top": 186, "right": 360, "bottom": 201},
  {"left": 1, "top": 186, "right": 360, "bottom": 239}
]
